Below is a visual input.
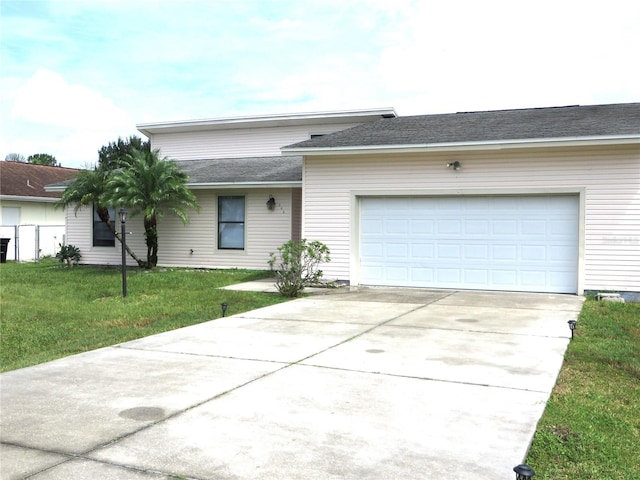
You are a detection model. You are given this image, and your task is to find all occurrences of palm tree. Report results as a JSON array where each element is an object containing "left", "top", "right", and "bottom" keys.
[
  {"left": 105, "top": 149, "right": 199, "bottom": 268},
  {"left": 57, "top": 167, "right": 146, "bottom": 267}
]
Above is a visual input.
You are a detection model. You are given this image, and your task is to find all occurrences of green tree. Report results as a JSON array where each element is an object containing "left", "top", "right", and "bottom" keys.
[
  {"left": 98, "top": 135, "right": 150, "bottom": 170},
  {"left": 27, "top": 153, "right": 59, "bottom": 166},
  {"left": 105, "top": 149, "right": 199, "bottom": 268},
  {"left": 57, "top": 167, "right": 146, "bottom": 267}
]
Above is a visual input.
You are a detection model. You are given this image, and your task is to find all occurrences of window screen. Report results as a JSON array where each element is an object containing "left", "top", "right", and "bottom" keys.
[{"left": 218, "top": 196, "right": 245, "bottom": 249}]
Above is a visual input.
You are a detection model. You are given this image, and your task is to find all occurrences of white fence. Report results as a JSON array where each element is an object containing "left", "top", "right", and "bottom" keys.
[{"left": 0, "top": 225, "right": 66, "bottom": 262}]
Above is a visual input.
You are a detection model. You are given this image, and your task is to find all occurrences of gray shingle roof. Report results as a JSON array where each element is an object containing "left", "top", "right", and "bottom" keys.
[
  {"left": 177, "top": 156, "right": 302, "bottom": 184},
  {"left": 283, "top": 103, "right": 640, "bottom": 150}
]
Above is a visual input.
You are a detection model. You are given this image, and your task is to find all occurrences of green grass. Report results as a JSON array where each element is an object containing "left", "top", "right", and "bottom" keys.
[
  {"left": 526, "top": 299, "right": 640, "bottom": 479},
  {"left": 0, "top": 260, "right": 288, "bottom": 372}
]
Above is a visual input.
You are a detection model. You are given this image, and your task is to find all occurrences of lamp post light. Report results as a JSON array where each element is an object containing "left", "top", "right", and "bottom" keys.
[
  {"left": 568, "top": 320, "right": 577, "bottom": 339},
  {"left": 221, "top": 302, "right": 228, "bottom": 317},
  {"left": 513, "top": 464, "right": 535, "bottom": 479},
  {"left": 119, "top": 208, "right": 127, "bottom": 298}
]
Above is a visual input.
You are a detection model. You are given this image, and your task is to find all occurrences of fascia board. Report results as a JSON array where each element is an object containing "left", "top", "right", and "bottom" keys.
[
  {"left": 137, "top": 108, "right": 397, "bottom": 135},
  {"left": 281, "top": 135, "right": 640, "bottom": 156},
  {"left": 187, "top": 181, "right": 302, "bottom": 190},
  {"left": 0, "top": 195, "right": 60, "bottom": 203}
]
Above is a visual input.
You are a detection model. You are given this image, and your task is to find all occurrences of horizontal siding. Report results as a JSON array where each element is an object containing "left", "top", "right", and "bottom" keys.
[
  {"left": 303, "top": 145, "right": 640, "bottom": 292},
  {"left": 67, "top": 206, "right": 147, "bottom": 267},
  {"left": 152, "top": 123, "right": 363, "bottom": 161},
  {"left": 1, "top": 200, "right": 66, "bottom": 225},
  {"left": 157, "top": 188, "right": 293, "bottom": 270},
  {"left": 68, "top": 189, "right": 296, "bottom": 270}
]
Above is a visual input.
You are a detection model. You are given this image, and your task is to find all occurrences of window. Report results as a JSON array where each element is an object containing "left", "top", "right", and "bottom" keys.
[
  {"left": 218, "top": 196, "right": 245, "bottom": 249},
  {"left": 93, "top": 205, "right": 115, "bottom": 247}
]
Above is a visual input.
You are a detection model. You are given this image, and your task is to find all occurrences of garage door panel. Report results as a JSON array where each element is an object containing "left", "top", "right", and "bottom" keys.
[
  {"left": 387, "top": 243, "right": 409, "bottom": 258},
  {"left": 411, "top": 244, "right": 434, "bottom": 259},
  {"left": 360, "top": 195, "right": 578, "bottom": 293}
]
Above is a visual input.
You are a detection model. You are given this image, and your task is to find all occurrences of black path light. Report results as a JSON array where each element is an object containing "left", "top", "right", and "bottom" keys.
[
  {"left": 568, "top": 320, "right": 578, "bottom": 339},
  {"left": 119, "top": 208, "right": 128, "bottom": 298},
  {"left": 513, "top": 464, "right": 535, "bottom": 479},
  {"left": 221, "top": 302, "right": 228, "bottom": 317}
]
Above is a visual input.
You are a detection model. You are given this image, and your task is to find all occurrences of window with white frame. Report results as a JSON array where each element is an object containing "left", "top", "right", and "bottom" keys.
[{"left": 218, "top": 196, "right": 245, "bottom": 249}]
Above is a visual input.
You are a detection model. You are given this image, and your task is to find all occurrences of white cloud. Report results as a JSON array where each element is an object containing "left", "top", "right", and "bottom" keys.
[
  {"left": 2, "top": 69, "right": 140, "bottom": 168},
  {"left": 12, "top": 69, "right": 132, "bottom": 130}
]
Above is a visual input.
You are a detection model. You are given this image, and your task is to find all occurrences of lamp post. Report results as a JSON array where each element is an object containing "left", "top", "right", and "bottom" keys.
[
  {"left": 119, "top": 208, "right": 127, "bottom": 298},
  {"left": 568, "top": 320, "right": 577, "bottom": 339},
  {"left": 221, "top": 302, "right": 228, "bottom": 317}
]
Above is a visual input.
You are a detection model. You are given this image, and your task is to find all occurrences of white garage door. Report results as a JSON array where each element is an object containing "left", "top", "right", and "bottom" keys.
[{"left": 360, "top": 195, "right": 578, "bottom": 293}]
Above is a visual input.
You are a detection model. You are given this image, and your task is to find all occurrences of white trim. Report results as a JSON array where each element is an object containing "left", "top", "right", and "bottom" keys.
[
  {"left": 0, "top": 195, "right": 59, "bottom": 203},
  {"left": 188, "top": 181, "right": 302, "bottom": 190},
  {"left": 283, "top": 135, "right": 640, "bottom": 156},
  {"left": 137, "top": 108, "right": 397, "bottom": 135},
  {"left": 349, "top": 188, "right": 585, "bottom": 295}
]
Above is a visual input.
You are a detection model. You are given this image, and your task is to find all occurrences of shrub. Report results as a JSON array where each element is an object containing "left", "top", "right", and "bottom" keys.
[
  {"left": 268, "top": 239, "right": 331, "bottom": 297},
  {"left": 56, "top": 244, "right": 81, "bottom": 267}
]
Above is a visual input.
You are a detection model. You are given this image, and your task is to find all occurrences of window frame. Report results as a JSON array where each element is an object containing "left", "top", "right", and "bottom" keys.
[
  {"left": 92, "top": 205, "right": 116, "bottom": 247},
  {"left": 218, "top": 195, "right": 245, "bottom": 250}
]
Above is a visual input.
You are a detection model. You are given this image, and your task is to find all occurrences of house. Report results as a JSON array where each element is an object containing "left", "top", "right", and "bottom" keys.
[
  {"left": 54, "top": 103, "right": 640, "bottom": 296},
  {"left": 282, "top": 103, "right": 640, "bottom": 295},
  {"left": 54, "top": 109, "right": 396, "bottom": 269},
  {"left": 0, "top": 161, "right": 78, "bottom": 260}
]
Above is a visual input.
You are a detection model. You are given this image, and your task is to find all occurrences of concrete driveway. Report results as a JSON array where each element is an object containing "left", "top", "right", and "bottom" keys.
[{"left": 0, "top": 286, "right": 583, "bottom": 480}]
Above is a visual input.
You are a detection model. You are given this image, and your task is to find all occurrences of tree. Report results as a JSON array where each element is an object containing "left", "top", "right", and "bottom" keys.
[
  {"left": 98, "top": 135, "right": 150, "bottom": 170},
  {"left": 5, "top": 153, "right": 26, "bottom": 162},
  {"left": 57, "top": 167, "right": 146, "bottom": 267},
  {"left": 27, "top": 153, "right": 59, "bottom": 166},
  {"left": 268, "top": 239, "right": 331, "bottom": 297},
  {"left": 105, "top": 149, "right": 199, "bottom": 268}
]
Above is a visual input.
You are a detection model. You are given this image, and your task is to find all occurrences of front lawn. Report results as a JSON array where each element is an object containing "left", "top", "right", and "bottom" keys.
[
  {"left": 0, "top": 260, "right": 287, "bottom": 372},
  {"left": 526, "top": 298, "right": 640, "bottom": 479}
]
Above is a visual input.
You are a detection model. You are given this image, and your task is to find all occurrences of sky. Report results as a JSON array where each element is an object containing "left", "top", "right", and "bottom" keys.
[{"left": 1, "top": 0, "right": 639, "bottom": 169}]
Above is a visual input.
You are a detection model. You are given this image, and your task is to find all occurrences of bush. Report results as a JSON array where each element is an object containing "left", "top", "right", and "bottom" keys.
[
  {"left": 268, "top": 239, "right": 330, "bottom": 297},
  {"left": 56, "top": 244, "right": 81, "bottom": 267}
]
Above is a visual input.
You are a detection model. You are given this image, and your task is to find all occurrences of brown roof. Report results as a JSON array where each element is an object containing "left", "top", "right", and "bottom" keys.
[{"left": 0, "top": 161, "right": 78, "bottom": 199}]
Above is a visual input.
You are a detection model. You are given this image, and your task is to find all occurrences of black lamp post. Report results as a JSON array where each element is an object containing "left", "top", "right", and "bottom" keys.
[
  {"left": 221, "top": 302, "right": 228, "bottom": 317},
  {"left": 568, "top": 320, "right": 577, "bottom": 339},
  {"left": 513, "top": 464, "right": 535, "bottom": 479},
  {"left": 119, "top": 208, "right": 127, "bottom": 298}
]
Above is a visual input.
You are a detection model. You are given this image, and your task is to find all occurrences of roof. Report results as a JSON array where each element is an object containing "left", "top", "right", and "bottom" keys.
[
  {"left": 282, "top": 103, "right": 640, "bottom": 154},
  {"left": 45, "top": 156, "right": 303, "bottom": 192},
  {"left": 137, "top": 108, "right": 397, "bottom": 136},
  {"left": 176, "top": 156, "right": 302, "bottom": 187},
  {"left": 0, "top": 161, "right": 78, "bottom": 200}
]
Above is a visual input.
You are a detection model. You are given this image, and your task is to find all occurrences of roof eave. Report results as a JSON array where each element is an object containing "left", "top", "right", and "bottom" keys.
[
  {"left": 187, "top": 181, "right": 302, "bottom": 190},
  {"left": 137, "top": 108, "right": 397, "bottom": 136},
  {"left": 44, "top": 185, "right": 68, "bottom": 192},
  {"left": 281, "top": 135, "right": 640, "bottom": 156},
  {"left": 0, "top": 195, "right": 60, "bottom": 203}
]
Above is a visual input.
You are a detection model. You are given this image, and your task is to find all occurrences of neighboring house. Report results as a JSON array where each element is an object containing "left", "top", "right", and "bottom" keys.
[
  {"left": 0, "top": 161, "right": 78, "bottom": 260},
  {"left": 52, "top": 103, "right": 640, "bottom": 296},
  {"left": 282, "top": 103, "right": 640, "bottom": 295},
  {"left": 51, "top": 109, "right": 396, "bottom": 269}
]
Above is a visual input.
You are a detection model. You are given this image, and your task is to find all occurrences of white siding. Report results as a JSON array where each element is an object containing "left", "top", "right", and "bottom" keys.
[
  {"left": 66, "top": 206, "right": 147, "bottom": 267},
  {"left": 69, "top": 188, "right": 296, "bottom": 270},
  {"left": 0, "top": 200, "right": 65, "bottom": 225},
  {"left": 150, "top": 123, "right": 363, "bottom": 161},
  {"left": 158, "top": 188, "right": 293, "bottom": 269},
  {"left": 302, "top": 145, "right": 640, "bottom": 293}
]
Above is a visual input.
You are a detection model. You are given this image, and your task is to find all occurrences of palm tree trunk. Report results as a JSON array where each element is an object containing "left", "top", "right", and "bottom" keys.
[
  {"left": 144, "top": 215, "right": 158, "bottom": 269},
  {"left": 97, "top": 206, "right": 147, "bottom": 268}
]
